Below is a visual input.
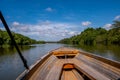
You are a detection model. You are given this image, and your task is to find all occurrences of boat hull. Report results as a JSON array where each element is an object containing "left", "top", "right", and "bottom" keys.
[{"left": 17, "top": 47, "right": 120, "bottom": 80}]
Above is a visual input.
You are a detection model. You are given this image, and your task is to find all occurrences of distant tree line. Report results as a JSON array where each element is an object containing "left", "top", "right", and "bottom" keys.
[
  {"left": 60, "top": 21, "right": 120, "bottom": 45},
  {"left": 0, "top": 30, "right": 45, "bottom": 46}
]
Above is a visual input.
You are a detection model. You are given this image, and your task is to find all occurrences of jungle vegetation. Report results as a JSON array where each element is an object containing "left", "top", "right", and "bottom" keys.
[
  {"left": 0, "top": 30, "right": 45, "bottom": 46},
  {"left": 60, "top": 21, "right": 120, "bottom": 45}
]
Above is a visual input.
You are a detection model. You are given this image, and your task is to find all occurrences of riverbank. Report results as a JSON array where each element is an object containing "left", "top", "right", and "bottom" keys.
[
  {"left": 0, "top": 29, "right": 45, "bottom": 47},
  {"left": 60, "top": 21, "right": 120, "bottom": 45}
]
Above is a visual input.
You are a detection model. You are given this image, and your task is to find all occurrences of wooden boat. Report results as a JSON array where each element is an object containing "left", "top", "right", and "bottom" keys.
[{"left": 17, "top": 47, "right": 120, "bottom": 80}]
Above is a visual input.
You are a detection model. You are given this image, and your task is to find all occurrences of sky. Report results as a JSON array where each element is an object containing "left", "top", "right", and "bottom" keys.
[{"left": 0, "top": 0, "right": 120, "bottom": 41}]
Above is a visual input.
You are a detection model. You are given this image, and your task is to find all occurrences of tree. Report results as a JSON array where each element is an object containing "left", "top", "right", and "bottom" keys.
[
  {"left": 60, "top": 26, "right": 120, "bottom": 45},
  {"left": 112, "top": 20, "right": 120, "bottom": 28},
  {"left": 0, "top": 29, "right": 45, "bottom": 46}
]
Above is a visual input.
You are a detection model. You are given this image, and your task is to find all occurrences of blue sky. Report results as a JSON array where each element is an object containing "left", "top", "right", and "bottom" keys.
[{"left": 0, "top": 0, "right": 120, "bottom": 41}]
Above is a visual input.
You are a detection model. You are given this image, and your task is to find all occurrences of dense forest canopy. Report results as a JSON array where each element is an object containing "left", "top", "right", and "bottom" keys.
[
  {"left": 60, "top": 21, "right": 120, "bottom": 45},
  {"left": 0, "top": 30, "right": 45, "bottom": 46}
]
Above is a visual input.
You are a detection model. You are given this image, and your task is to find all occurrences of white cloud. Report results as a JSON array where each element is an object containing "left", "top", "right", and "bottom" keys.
[
  {"left": 103, "top": 24, "right": 112, "bottom": 30},
  {"left": 11, "top": 21, "right": 80, "bottom": 41},
  {"left": 12, "top": 21, "right": 20, "bottom": 26},
  {"left": 114, "top": 15, "right": 120, "bottom": 20},
  {"left": 81, "top": 21, "right": 91, "bottom": 26},
  {"left": 45, "top": 7, "right": 53, "bottom": 12},
  {"left": 69, "top": 31, "right": 76, "bottom": 35}
]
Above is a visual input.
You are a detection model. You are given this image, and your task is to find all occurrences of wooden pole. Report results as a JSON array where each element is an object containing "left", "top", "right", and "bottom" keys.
[{"left": 0, "top": 11, "right": 29, "bottom": 70}]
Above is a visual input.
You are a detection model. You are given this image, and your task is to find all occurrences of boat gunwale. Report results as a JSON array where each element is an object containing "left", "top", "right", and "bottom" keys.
[
  {"left": 16, "top": 47, "right": 63, "bottom": 80},
  {"left": 78, "top": 51, "right": 120, "bottom": 69},
  {"left": 16, "top": 47, "right": 120, "bottom": 80},
  {"left": 16, "top": 52, "right": 52, "bottom": 80}
]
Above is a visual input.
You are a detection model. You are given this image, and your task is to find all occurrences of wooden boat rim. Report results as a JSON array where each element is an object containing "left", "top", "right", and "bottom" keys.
[{"left": 16, "top": 47, "right": 120, "bottom": 80}]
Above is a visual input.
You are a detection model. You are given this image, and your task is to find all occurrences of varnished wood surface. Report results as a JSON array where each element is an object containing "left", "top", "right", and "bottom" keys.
[
  {"left": 44, "top": 60, "right": 64, "bottom": 80},
  {"left": 52, "top": 47, "right": 79, "bottom": 55},
  {"left": 63, "top": 70, "right": 78, "bottom": 80},
  {"left": 61, "top": 69, "right": 84, "bottom": 80},
  {"left": 29, "top": 55, "right": 58, "bottom": 80},
  {"left": 18, "top": 47, "right": 120, "bottom": 80},
  {"left": 76, "top": 54, "right": 120, "bottom": 79}
]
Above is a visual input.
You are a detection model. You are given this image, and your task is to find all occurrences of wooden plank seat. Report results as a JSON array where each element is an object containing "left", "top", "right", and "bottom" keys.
[
  {"left": 29, "top": 55, "right": 58, "bottom": 80},
  {"left": 61, "top": 68, "right": 84, "bottom": 80},
  {"left": 44, "top": 60, "right": 64, "bottom": 80},
  {"left": 72, "top": 69, "right": 84, "bottom": 80},
  {"left": 68, "top": 58, "right": 110, "bottom": 80},
  {"left": 52, "top": 47, "right": 79, "bottom": 55},
  {"left": 75, "top": 53, "right": 120, "bottom": 79},
  {"left": 17, "top": 47, "right": 120, "bottom": 80},
  {"left": 63, "top": 70, "right": 79, "bottom": 80}
]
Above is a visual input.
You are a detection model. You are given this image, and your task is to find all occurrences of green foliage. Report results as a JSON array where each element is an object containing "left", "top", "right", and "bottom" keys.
[
  {"left": 0, "top": 29, "right": 44, "bottom": 46},
  {"left": 36, "top": 40, "right": 46, "bottom": 44},
  {"left": 60, "top": 21, "right": 120, "bottom": 45},
  {"left": 112, "top": 20, "right": 120, "bottom": 28},
  {"left": 107, "top": 28, "right": 120, "bottom": 44}
]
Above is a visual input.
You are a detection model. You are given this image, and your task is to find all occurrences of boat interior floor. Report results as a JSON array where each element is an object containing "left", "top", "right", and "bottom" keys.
[{"left": 24, "top": 48, "right": 120, "bottom": 80}]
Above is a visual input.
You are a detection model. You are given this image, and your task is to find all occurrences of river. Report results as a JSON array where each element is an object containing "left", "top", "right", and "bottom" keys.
[{"left": 0, "top": 43, "right": 120, "bottom": 80}]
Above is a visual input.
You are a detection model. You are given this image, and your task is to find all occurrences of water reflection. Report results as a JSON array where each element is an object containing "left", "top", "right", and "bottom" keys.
[
  {"left": 0, "top": 46, "right": 35, "bottom": 56},
  {"left": 0, "top": 43, "right": 120, "bottom": 80},
  {"left": 74, "top": 44, "right": 120, "bottom": 62},
  {"left": 0, "top": 43, "right": 65, "bottom": 80}
]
